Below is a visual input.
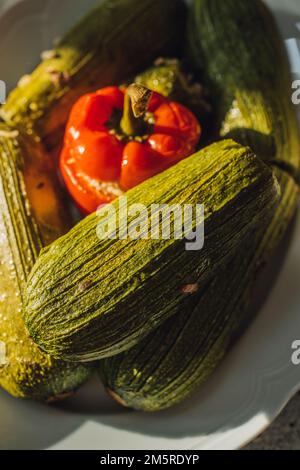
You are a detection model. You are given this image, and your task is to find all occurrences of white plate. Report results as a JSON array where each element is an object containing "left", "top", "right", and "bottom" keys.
[{"left": 0, "top": 0, "right": 300, "bottom": 451}]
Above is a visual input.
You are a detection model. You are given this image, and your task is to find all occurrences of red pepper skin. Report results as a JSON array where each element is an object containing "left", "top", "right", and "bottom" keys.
[{"left": 60, "top": 86, "right": 201, "bottom": 214}]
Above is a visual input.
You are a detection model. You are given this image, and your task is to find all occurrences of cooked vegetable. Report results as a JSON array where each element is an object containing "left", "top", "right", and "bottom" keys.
[
  {"left": 60, "top": 84, "right": 201, "bottom": 213},
  {"left": 99, "top": 168, "right": 297, "bottom": 411},
  {"left": 187, "top": 0, "right": 300, "bottom": 178},
  {"left": 187, "top": 0, "right": 300, "bottom": 261},
  {"left": 0, "top": 122, "right": 92, "bottom": 400},
  {"left": 1, "top": 0, "right": 186, "bottom": 152},
  {"left": 99, "top": 0, "right": 300, "bottom": 411},
  {"left": 24, "top": 139, "right": 278, "bottom": 362}
]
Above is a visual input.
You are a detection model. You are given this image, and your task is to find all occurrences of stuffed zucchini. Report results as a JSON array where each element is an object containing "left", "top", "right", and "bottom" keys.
[
  {"left": 1, "top": 0, "right": 186, "bottom": 152},
  {"left": 24, "top": 139, "right": 279, "bottom": 362}
]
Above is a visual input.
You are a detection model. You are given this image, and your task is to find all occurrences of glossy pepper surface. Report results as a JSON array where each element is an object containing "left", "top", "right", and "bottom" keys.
[{"left": 60, "top": 84, "right": 201, "bottom": 214}]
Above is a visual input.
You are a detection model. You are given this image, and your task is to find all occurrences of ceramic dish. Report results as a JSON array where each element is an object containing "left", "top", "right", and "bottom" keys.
[{"left": 0, "top": 0, "right": 299, "bottom": 450}]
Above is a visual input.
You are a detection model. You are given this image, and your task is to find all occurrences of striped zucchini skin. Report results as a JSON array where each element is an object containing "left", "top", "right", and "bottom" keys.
[
  {"left": 100, "top": 239, "right": 259, "bottom": 412},
  {"left": 0, "top": 123, "right": 92, "bottom": 400},
  {"left": 187, "top": 0, "right": 300, "bottom": 178},
  {"left": 24, "top": 140, "right": 279, "bottom": 362},
  {"left": 187, "top": 0, "right": 300, "bottom": 271},
  {"left": 134, "top": 59, "right": 211, "bottom": 122},
  {"left": 1, "top": 0, "right": 186, "bottom": 152},
  {"left": 98, "top": 0, "right": 300, "bottom": 411}
]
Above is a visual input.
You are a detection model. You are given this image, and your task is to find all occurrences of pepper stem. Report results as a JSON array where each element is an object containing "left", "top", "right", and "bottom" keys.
[{"left": 120, "top": 84, "right": 152, "bottom": 137}]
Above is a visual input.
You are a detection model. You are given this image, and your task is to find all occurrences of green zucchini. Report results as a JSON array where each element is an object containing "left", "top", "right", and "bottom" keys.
[
  {"left": 187, "top": 0, "right": 300, "bottom": 263},
  {"left": 99, "top": 0, "right": 300, "bottom": 411},
  {"left": 99, "top": 237, "right": 258, "bottom": 412},
  {"left": 0, "top": 123, "right": 92, "bottom": 400},
  {"left": 187, "top": 0, "right": 300, "bottom": 178},
  {"left": 24, "top": 139, "right": 279, "bottom": 362},
  {"left": 134, "top": 58, "right": 211, "bottom": 121},
  {"left": 1, "top": 0, "right": 186, "bottom": 152}
]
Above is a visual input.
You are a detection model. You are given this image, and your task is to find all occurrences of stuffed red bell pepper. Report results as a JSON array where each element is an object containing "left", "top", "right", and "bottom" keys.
[{"left": 60, "top": 84, "right": 201, "bottom": 214}]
